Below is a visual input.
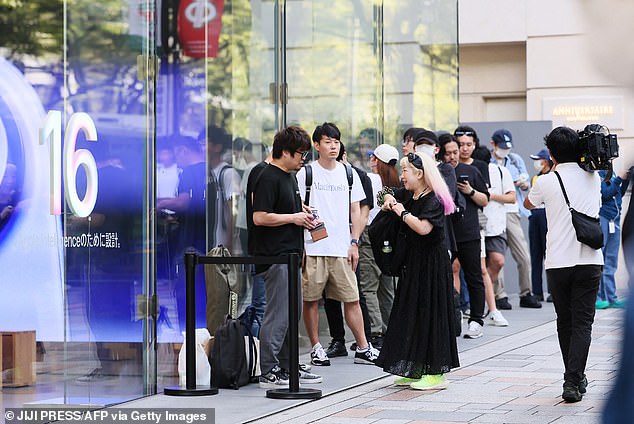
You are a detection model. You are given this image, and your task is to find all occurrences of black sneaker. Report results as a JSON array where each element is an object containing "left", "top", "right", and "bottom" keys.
[
  {"left": 535, "top": 293, "right": 544, "bottom": 302},
  {"left": 562, "top": 381, "right": 582, "bottom": 402},
  {"left": 354, "top": 344, "right": 380, "bottom": 365},
  {"left": 259, "top": 365, "right": 289, "bottom": 389},
  {"left": 578, "top": 375, "right": 588, "bottom": 394},
  {"left": 520, "top": 294, "right": 542, "bottom": 309},
  {"left": 349, "top": 342, "right": 357, "bottom": 351},
  {"left": 496, "top": 297, "right": 512, "bottom": 310},
  {"left": 546, "top": 294, "right": 553, "bottom": 303},
  {"left": 325, "top": 340, "right": 348, "bottom": 357}
]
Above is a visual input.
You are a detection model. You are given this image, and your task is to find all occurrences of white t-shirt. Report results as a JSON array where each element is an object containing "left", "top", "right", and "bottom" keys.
[
  {"left": 296, "top": 161, "right": 366, "bottom": 257},
  {"left": 367, "top": 173, "right": 383, "bottom": 225},
  {"left": 157, "top": 163, "right": 180, "bottom": 199},
  {"left": 484, "top": 163, "right": 515, "bottom": 237},
  {"left": 528, "top": 162, "right": 603, "bottom": 269}
]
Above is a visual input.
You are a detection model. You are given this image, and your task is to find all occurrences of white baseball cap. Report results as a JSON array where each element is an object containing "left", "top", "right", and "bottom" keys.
[{"left": 369, "top": 144, "right": 399, "bottom": 165}]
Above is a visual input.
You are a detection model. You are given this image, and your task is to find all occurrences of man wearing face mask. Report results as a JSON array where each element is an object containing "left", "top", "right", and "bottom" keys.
[
  {"left": 490, "top": 129, "right": 542, "bottom": 310},
  {"left": 529, "top": 149, "right": 553, "bottom": 302}
]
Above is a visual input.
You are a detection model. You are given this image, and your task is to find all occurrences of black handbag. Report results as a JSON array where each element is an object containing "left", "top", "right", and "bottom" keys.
[
  {"left": 554, "top": 171, "right": 604, "bottom": 250},
  {"left": 368, "top": 209, "right": 407, "bottom": 277}
]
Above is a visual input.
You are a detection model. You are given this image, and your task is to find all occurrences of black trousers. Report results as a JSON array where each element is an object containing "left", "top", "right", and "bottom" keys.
[
  {"left": 547, "top": 264, "right": 601, "bottom": 385},
  {"left": 455, "top": 239, "right": 485, "bottom": 326},
  {"left": 528, "top": 210, "right": 548, "bottom": 296}
]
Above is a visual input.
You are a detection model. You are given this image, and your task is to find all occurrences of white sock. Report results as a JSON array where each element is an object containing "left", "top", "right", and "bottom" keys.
[{"left": 312, "top": 342, "right": 322, "bottom": 351}]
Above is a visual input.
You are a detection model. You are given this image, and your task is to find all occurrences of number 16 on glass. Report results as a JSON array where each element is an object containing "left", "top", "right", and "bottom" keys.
[{"left": 39, "top": 111, "right": 99, "bottom": 218}]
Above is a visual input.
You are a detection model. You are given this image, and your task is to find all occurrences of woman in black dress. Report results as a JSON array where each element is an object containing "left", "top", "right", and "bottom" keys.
[{"left": 375, "top": 152, "right": 459, "bottom": 390}]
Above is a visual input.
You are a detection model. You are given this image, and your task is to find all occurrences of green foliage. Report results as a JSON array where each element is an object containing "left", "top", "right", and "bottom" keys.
[{"left": 0, "top": 0, "right": 63, "bottom": 58}]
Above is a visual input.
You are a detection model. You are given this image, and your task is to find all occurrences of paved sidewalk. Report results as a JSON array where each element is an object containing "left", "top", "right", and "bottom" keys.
[{"left": 252, "top": 306, "right": 623, "bottom": 424}]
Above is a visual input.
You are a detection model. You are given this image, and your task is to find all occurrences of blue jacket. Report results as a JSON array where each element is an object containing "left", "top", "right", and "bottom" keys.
[{"left": 599, "top": 170, "right": 629, "bottom": 221}]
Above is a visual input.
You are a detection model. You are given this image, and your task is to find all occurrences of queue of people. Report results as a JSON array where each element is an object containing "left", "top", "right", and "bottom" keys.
[{"left": 163, "top": 122, "right": 630, "bottom": 402}]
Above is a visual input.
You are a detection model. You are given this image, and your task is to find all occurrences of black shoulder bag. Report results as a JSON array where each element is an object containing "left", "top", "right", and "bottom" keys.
[{"left": 554, "top": 171, "right": 604, "bottom": 250}]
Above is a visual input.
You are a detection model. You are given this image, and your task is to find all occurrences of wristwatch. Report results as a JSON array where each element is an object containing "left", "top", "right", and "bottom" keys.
[
  {"left": 350, "top": 239, "right": 359, "bottom": 246},
  {"left": 468, "top": 189, "right": 476, "bottom": 197}
]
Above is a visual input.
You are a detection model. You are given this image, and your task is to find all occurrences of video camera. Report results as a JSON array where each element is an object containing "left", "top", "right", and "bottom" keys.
[{"left": 576, "top": 124, "right": 619, "bottom": 172}]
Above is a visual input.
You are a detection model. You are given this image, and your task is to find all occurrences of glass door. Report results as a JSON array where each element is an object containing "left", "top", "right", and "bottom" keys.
[
  {"left": 0, "top": 0, "right": 156, "bottom": 407},
  {"left": 60, "top": 0, "right": 156, "bottom": 404},
  {"left": 154, "top": 0, "right": 281, "bottom": 390}
]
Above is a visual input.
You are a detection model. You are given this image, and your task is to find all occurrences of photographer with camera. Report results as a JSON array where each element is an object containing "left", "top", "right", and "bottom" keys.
[{"left": 524, "top": 126, "right": 604, "bottom": 403}]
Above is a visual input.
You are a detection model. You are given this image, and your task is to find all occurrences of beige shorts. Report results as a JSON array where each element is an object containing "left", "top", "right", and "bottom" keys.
[{"left": 302, "top": 256, "right": 359, "bottom": 303}]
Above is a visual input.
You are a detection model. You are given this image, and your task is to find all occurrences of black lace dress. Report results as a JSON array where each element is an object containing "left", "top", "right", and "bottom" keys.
[{"left": 375, "top": 191, "right": 460, "bottom": 377}]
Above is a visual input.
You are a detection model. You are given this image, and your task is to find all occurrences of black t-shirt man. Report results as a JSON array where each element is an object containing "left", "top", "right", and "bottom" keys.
[
  {"left": 453, "top": 162, "right": 489, "bottom": 243},
  {"left": 252, "top": 164, "right": 304, "bottom": 273},
  {"left": 245, "top": 161, "right": 268, "bottom": 255}
]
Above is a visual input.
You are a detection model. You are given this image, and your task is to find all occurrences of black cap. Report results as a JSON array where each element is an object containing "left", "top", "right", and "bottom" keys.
[{"left": 413, "top": 128, "right": 438, "bottom": 145}]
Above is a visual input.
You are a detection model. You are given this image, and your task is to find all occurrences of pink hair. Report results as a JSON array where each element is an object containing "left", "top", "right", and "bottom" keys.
[{"left": 400, "top": 152, "right": 455, "bottom": 215}]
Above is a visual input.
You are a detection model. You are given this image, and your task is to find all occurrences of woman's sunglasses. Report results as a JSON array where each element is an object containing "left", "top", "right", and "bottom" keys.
[{"left": 454, "top": 130, "right": 475, "bottom": 137}]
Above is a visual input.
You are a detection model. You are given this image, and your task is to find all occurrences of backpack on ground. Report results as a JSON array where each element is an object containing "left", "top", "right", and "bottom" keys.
[{"left": 210, "top": 314, "right": 259, "bottom": 389}]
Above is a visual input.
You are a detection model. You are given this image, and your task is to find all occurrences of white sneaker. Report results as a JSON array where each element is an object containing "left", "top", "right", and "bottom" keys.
[
  {"left": 299, "top": 369, "right": 323, "bottom": 384},
  {"left": 310, "top": 344, "right": 331, "bottom": 366},
  {"left": 488, "top": 310, "right": 509, "bottom": 327},
  {"left": 464, "top": 321, "right": 484, "bottom": 339}
]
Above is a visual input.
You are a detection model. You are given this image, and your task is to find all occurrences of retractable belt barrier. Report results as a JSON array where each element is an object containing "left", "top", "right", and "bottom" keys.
[{"left": 164, "top": 251, "right": 321, "bottom": 400}]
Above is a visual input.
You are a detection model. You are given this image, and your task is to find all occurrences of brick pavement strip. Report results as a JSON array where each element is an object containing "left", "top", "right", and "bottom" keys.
[{"left": 259, "top": 308, "right": 621, "bottom": 424}]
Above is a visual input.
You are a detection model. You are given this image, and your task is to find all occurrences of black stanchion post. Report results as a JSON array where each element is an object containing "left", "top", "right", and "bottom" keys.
[
  {"left": 267, "top": 253, "right": 321, "bottom": 399},
  {"left": 164, "top": 251, "right": 218, "bottom": 396}
]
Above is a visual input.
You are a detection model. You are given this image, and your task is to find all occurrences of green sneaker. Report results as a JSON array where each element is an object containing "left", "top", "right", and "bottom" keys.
[
  {"left": 394, "top": 376, "right": 420, "bottom": 386},
  {"left": 409, "top": 374, "right": 448, "bottom": 391},
  {"left": 609, "top": 299, "right": 627, "bottom": 309},
  {"left": 596, "top": 300, "right": 610, "bottom": 309}
]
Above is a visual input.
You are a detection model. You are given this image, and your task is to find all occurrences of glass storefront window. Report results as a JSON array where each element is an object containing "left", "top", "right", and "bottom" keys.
[{"left": 0, "top": 0, "right": 456, "bottom": 407}]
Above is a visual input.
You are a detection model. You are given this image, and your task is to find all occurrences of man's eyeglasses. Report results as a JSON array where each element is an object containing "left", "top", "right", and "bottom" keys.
[
  {"left": 295, "top": 150, "right": 310, "bottom": 160},
  {"left": 407, "top": 152, "right": 424, "bottom": 170},
  {"left": 454, "top": 130, "right": 475, "bottom": 137}
]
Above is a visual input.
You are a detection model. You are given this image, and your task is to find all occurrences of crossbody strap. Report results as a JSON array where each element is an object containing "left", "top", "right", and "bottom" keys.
[
  {"left": 345, "top": 163, "right": 353, "bottom": 225},
  {"left": 553, "top": 171, "right": 571, "bottom": 208}
]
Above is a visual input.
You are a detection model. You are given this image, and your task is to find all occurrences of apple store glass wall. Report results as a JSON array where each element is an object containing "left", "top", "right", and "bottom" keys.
[{"left": 0, "top": 0, "right": 456, "bottom": 406}]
